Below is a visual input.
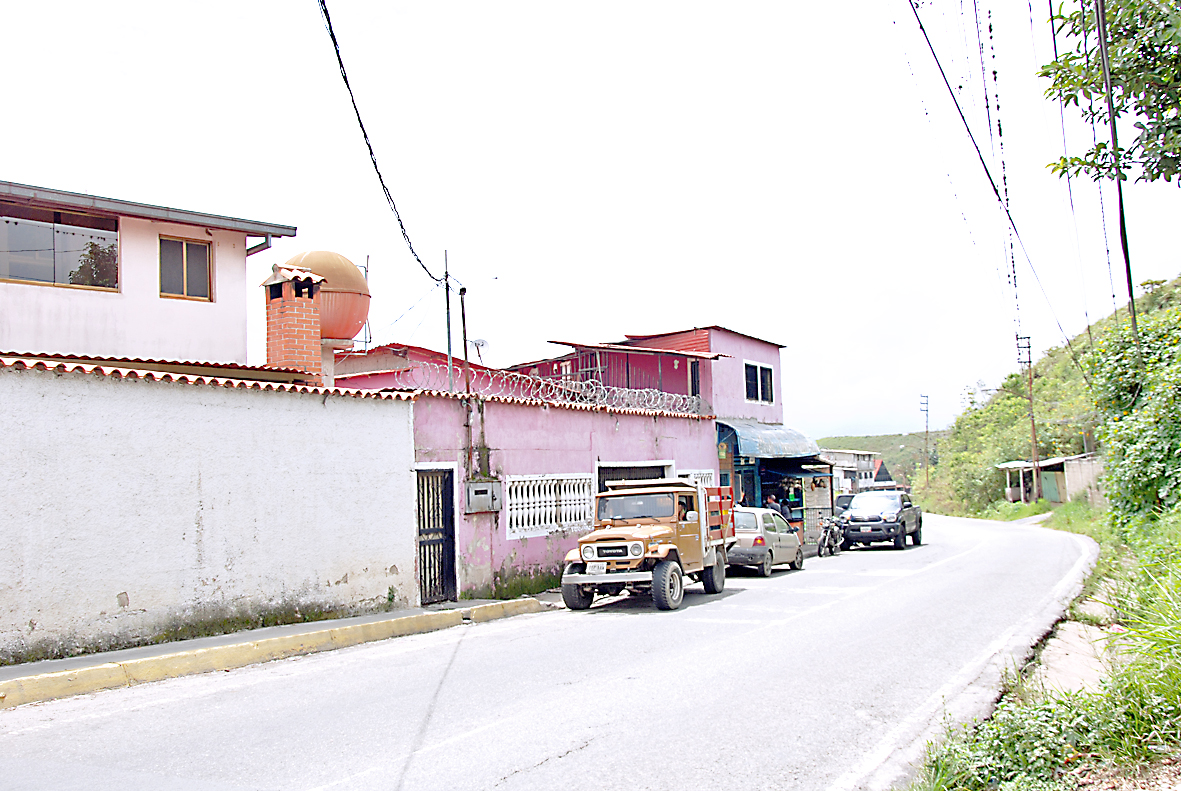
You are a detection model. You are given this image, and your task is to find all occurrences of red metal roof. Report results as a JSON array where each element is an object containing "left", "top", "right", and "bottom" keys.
[
  {"left": 547, "top": 340, "right": 725, "bottom": 360},
  {"left": 620, "top": 328, "right": 711, "bottom": 353},
  {"left": 622, "top": 326, "right": 785, "bottom": 350},
  {"left": 348, "top": 342, "right": 499, "bottom": 372}
]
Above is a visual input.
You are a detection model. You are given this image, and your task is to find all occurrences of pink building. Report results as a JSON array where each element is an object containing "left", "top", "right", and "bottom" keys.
[
  {"left": 332, "top": 325, "right": 825, "bottom": 601},
  {"left": 332, "top": 345, "right": 718, "bottom": 600}
]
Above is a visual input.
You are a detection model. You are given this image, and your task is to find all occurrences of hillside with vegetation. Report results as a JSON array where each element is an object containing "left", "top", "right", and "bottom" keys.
[
  {"left": 908, "top": 276, "right": 1181, "bottom": 517},
  {"left": 817, "top": 431, "right": 949, "bottom": 486}
]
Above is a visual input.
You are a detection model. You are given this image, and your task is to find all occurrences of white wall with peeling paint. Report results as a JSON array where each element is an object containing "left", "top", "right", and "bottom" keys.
[{"left": 0, "top": 366, "right": 417, "bottom": 661}]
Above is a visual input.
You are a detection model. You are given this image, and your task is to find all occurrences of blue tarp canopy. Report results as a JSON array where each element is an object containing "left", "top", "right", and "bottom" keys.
[{"left": 718, "top": 419, "right": 820, "bottom": 459}]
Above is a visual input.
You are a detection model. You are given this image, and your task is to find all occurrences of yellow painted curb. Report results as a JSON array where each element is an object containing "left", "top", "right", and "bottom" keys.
[
  {"left": 465, "top": 598, "right": 545, "bottom": 623},
  {"left": 0, "top": 609, "right": 463, "bottom": 710}
]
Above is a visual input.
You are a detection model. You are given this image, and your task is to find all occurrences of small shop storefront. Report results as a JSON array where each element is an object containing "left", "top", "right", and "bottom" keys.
[{"left": 717, "top": 419, "right": 834, "bottom": 538}]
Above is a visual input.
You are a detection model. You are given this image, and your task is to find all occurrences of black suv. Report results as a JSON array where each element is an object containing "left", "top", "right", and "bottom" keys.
[{"left": 839, "top": 491, "right": 922, "bottom": 550}]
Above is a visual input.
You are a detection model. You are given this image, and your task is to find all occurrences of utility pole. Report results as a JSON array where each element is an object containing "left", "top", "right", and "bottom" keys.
[
  {"left": 459, "top": 287, "right": 472, "bottom": 396},
  {"left": 1017, "top": 335, "right": 1041, "bottom": 502},
  {"left": 920, "top": 395, "right": 929, "bottom": 488},
  {"left": 444, "top": 251, "right": 453, "bottom": 392}
]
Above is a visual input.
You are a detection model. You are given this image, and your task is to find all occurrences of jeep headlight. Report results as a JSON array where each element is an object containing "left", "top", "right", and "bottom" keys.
[
  {"left": 629, "top": 542, "right": 643, "bottom": 557},
  {"left": 581, "top": 544, "right": 595, "bottom": 561},
  {"left": 883, "top": 511, "right": 898, "bottom": 522}
]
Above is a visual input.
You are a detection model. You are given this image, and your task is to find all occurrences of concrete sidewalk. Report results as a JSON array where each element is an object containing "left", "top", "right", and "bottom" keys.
[{"left": 0, "top": 597, "right": 555, "bottom": 710}]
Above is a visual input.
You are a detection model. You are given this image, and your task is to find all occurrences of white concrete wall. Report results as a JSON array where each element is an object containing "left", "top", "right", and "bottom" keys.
[
  {"left": 0, "top": 217, "right": 249, "bottom": 363},
  {"left": 0, "top": 365, "right": 417, "bottom": 662}
]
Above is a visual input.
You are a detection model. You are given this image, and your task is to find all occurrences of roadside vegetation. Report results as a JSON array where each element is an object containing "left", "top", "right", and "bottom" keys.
[{"left": 904, "top": 285, "right": 1181, "bottom": 788}]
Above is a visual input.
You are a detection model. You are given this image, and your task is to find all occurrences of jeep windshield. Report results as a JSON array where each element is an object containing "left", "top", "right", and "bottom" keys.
[{"left": 597, "top": 493, "right": 675, "bottom": 520}]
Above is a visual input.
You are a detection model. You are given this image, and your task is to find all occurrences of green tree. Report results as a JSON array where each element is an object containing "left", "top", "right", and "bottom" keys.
[
  {"left": 69, "top": 241, "right": 118, "bottom": 288},
  {"left": 1041, "top": 0, "right": 1181, "bottom": 183}
]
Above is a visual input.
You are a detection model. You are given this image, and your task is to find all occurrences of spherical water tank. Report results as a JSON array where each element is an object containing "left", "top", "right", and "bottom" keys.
[{"left": 282, "top": 251, "right": 371, "bottom": 340}]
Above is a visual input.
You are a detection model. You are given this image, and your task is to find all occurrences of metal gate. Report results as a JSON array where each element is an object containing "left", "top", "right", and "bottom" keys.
[{"left": 416, "top": 469, "right": 456, "bottom": 604}]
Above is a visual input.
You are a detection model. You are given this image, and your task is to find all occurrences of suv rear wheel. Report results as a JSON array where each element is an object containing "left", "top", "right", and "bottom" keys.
[{"left": 703, "top": 551, "right": 726, "bottom": 594}]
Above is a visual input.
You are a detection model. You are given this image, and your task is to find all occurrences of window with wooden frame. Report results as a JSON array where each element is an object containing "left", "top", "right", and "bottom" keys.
[{"left": 159, "top": 237, "right": 211, "bottom": 299}]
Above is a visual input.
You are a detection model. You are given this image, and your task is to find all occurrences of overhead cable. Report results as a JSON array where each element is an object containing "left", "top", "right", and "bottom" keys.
[
  {"left": 905, "top": 0, "right": 1090, "bottom": 386},
  {"left": 1049, "top": 0, "right": 1094, "bottom": 349},
  {"left": 317, "top": 0, "right": 441, "bottom": 283}
]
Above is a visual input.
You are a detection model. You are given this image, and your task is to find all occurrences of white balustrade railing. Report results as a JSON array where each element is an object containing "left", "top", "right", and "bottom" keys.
[
  {"left": 378, "top": 361, "right": 704, "bottom": 415},
  {"left": 506, "top": 474, "right": 594, "bottom": 539}
]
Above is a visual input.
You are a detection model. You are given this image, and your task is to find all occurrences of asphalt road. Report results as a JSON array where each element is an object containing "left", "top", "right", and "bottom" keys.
[{"left": 1, "top": 514, "right": 1093, "bottom": 791}]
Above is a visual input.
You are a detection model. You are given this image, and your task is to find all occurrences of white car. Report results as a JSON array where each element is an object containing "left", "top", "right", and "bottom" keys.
[{"left": 726, "top": 506, "right": 804, "bottom": 576}]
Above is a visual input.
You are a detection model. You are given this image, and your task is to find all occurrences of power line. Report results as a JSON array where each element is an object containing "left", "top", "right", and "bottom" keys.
[
  {"left": 904, "top": 0, "right": 1090, "bottom": 387},
  {"left": 1078, "top": 0, "right": 1119, "bottom": 315},
  {"left": 317, "top": 0, "right": 441, "bottom": 284},
  {"left": 1048, "top": 0, "right": 1095, "bottom": 350}
]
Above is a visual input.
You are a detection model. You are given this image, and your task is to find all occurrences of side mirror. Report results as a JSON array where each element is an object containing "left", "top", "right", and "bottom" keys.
[
  {"left": 788, "top": 526, "right": 799, "bottom": 534},
  {"left": 685, "top": 510, "right": 699, "bottom": 522}
]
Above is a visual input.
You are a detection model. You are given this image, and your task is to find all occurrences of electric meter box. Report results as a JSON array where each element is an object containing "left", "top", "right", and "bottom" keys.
[{"left": 465, "top": 480, "right": 503, "bottom": 514}]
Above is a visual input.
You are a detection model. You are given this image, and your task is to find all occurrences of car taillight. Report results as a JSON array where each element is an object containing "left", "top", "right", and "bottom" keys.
[{"left": 753, "top": 536, "right": 765, "bottom": 546}]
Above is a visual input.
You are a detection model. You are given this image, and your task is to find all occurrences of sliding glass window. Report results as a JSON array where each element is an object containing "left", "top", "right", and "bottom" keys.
[
  {"left": 0, "top": 203, "right": 118, "bottom": 289},
  {"left": 159, "top": 238, "right": 210, "bottom": 299}
]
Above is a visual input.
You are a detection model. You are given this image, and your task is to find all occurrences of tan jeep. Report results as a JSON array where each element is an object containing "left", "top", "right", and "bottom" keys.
[{"left": 560, "top": 479, "right": 736, "bottom": 610}]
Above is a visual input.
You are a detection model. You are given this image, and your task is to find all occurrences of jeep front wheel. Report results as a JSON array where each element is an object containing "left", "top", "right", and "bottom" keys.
[
  {"left": 652, "top": 560, "right": 684, "bottom": 610},
  {"left": 561, "top": 563, "right": 595, "bottom": 610}
]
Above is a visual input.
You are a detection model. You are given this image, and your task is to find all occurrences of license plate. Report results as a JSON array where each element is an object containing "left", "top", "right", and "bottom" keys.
[{"left": 586, "top": 562, "right": 607, "bottom": 574}]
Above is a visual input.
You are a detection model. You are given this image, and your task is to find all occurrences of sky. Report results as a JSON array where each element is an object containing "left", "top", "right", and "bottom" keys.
[{"left": 5, "top": 1, "right": 1179, "bottom": 438}]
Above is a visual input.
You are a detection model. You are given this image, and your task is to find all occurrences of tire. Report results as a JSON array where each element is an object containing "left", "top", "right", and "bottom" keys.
[
  {"left": 561, "top": 563, "right": 594, "bottom": 610},
  {"left": 911, "top": 522, "right": 923, "bottom": 546},
  {"left": 818, "top": 534, "right": 830, "bottom": 557},
  {"left": 840, "top": 538, "right": 853, "bottom": 552},
  {"left": 789, "top": 546, "right": 804, "bottom": 570},
  {"left": 703, "top": 551, "right": 726, "bottom": 594},
  {"left": 893, "top": 527, "right": 906, "bottom": 550},
  {"left": 832, "top": 530, "right": 843, "bottom": 555},
  {"left": 759, "top": 550, "right": 774, "bottom": 577},
  {"left": 652, "top": 560, "right": 685, "bottom": 610}
]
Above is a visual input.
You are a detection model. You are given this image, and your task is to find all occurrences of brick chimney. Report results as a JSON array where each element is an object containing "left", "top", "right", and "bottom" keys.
[{"left": 262, "top": 264, "right": 326, "bottom": 385}]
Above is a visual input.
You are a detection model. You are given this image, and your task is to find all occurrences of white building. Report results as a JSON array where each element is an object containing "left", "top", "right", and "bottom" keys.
[
  {"left": 1, "top": 181, "right": 296, "bottom": 363},
  {"left": 819, "top": 448, "right": 880, "bottom": 494}
]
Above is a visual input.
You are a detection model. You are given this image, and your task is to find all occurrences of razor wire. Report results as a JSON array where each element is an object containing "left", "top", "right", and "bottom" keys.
[{"left": 384, "top": 361, "right": 705, "bottom": 415}]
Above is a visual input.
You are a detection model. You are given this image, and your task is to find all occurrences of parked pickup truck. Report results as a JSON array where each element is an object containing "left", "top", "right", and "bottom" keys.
[
  {"left": 561, "top": 480, "right": 737, "bottom": 611},
  {"left": 839, "top": 490, "right": 923, "bottom": 550}
]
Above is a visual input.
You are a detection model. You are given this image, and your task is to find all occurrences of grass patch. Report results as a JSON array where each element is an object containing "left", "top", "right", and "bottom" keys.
[
  {"left": 977, "top": 499, "right": 1053, "bottom": 522},
  {"left": 461, "top": 567, "right": 561, "bottom": 600}
]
